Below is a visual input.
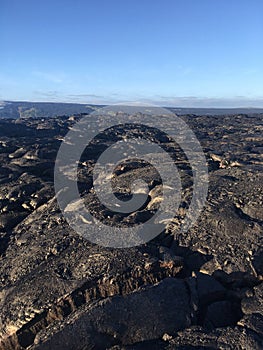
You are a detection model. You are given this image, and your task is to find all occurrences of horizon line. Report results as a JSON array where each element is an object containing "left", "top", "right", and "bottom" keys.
[{"left": 1, "top": 99, "right": 263, "bottom": 110}]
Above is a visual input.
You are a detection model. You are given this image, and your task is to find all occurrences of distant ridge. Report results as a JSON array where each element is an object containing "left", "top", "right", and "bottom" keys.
[
  {"left": 168, "top": 107, "right": 263, "bottom": 116},
  {"left": 0, "top": 101, "right": 263, "bottom": 119},
  {"left": 0, "top": 101, "right": 103, "bottom": 119}
]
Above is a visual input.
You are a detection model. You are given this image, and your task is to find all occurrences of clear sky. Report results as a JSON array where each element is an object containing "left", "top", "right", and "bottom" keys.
[{"left": 1, "top": 0, "right": 263, "bottom": 107}]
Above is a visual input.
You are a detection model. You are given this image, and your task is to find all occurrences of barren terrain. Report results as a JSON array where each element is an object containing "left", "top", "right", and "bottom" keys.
[{"left": 0, "top": 111, "right": 262, "bottom": 349}]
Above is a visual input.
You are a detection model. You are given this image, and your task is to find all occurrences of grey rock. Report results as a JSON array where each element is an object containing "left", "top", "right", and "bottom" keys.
[
  {"left": 32, "top": 278, "right": 196, "bottom": 350},
  {"left": 0, "top": 112, "right": 262, "bottom": 349},
  {"left": 203, "top": 300, "right": 242, "bottom": 329}
]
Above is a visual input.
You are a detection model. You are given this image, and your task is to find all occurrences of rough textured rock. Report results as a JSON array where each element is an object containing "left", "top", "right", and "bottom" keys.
[
  {"left": 0, "top": 112, "right": 262, "bottom": 349},
  {"left": 31, "top": 278, "right": 196, "bottom": 349},
  {"left": 166, "top": 326, "right": 263, "bottom": 349},
  {"left": 107, "top": 326, "right": 263, "bottom": 349}
]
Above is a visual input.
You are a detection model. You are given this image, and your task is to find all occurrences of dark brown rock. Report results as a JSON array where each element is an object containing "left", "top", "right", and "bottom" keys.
[
  {"left": 0, "top": 112, "right": 262, "bottom": 349},
  {"left": 31, "top": 278, "right": 196, "bottom": 350}
]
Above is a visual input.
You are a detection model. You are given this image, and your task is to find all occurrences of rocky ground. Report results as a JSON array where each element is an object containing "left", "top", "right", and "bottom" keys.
[{"left": 0, "top": 112, "right": 262, "bottom": 349}]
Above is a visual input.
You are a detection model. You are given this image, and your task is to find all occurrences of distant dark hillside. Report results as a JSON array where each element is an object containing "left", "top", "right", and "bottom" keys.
[
  {"left": 0, "top": 101, "right": 103, "bottom": 119},
  {"left": 168, "top": 107, "right": 263, "bottom": 116},
  {"left": 1, "top": 101, "right": 263, "bottom": 119}
]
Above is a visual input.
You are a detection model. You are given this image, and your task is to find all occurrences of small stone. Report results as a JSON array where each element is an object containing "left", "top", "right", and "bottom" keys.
[{"left": 162, "top": 333, "right": 173, "bottom": 341}]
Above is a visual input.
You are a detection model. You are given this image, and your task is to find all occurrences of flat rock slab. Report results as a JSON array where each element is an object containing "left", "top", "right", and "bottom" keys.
[{"left": 31, "top": 278, "right": 196, "bottom": 350}]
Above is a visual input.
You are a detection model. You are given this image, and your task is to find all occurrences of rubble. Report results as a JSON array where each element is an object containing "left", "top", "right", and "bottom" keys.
[{"left": 0, "top": 112, "right": 262, "bottom": 349}]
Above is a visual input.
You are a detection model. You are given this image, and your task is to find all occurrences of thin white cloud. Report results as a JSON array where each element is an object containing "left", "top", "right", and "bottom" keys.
[{"left": 32, "top": 70, "right": 65, "bottom": 83}]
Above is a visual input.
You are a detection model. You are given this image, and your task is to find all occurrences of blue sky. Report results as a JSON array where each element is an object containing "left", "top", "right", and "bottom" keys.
[{"left": 1, "top": 0, "right": 263, "bottom": 107}]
